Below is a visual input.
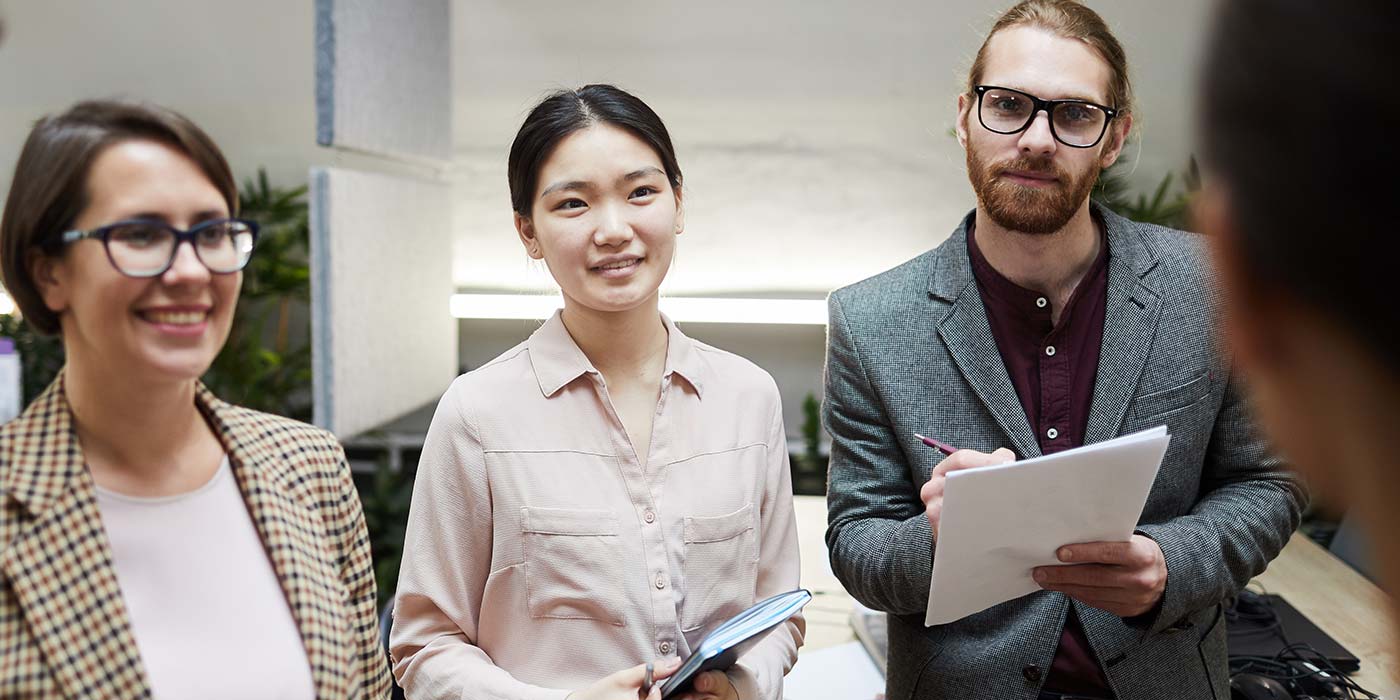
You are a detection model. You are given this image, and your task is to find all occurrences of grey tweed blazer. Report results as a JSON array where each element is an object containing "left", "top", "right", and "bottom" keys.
[{"left": 823, "top": 204, "right": 1306, "bottom": 700}]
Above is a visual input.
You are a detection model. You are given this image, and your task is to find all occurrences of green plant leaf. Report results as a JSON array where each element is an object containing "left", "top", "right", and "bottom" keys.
[
  {"left": 1092, "top": 160, "right": 1197, "bottom": 230},
  {"left": 200, "top": 167, "right": 313, "bottom": 419}
]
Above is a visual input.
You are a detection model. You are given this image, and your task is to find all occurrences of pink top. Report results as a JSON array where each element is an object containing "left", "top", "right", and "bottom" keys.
[
  {"left": 97, "top": 459, "right": 316, "bottom": 700},
  {"left": 390, "top": 311, "right": 804, "bottom": 700}
]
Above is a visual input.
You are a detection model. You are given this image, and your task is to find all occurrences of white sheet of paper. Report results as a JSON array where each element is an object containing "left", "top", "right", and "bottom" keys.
[{"left": 925, "top": 426, "right": 1170, "bottom": 626}]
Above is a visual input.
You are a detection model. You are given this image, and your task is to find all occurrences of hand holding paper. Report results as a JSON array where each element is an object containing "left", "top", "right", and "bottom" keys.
[
  {"left": 1033, "top": 535, "right": 1168, "bottom": 617},
  {"left": 925, "top": 427, "right": 1170, "bottom": 626}
]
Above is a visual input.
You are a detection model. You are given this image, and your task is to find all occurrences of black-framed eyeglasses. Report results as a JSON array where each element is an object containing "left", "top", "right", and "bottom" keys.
[
  {"left": 55, "top": 218, "right": 259, "bottom": 278},
  {"left": 974, "top": 85, "right": 1119, "bottom": 149}
]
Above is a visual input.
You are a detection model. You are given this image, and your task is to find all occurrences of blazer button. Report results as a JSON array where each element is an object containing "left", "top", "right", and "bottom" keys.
[{"left": 1022, "top": 664, "right": 1042, "bottom": 683}]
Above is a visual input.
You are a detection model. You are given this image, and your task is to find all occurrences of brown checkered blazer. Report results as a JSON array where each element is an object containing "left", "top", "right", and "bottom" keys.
[{"left": 0, "top": 375, "right": 392, "bottom": 699}]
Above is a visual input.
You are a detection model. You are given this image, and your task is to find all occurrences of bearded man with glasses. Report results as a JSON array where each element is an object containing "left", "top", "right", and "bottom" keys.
[{"left": 822, "top": 1, "right": 1305, "bottom": 698}]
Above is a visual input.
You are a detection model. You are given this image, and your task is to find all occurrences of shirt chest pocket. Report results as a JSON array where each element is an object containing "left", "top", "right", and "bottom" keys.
[
  {"left": 680, "top": 503, "right": 757, "bottom": 632},
  {"left": 521, "top": 507, "right": 626, "bottom": 626}
]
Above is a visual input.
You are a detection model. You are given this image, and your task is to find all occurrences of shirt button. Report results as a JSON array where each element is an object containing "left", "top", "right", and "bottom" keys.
[
  {"left": 1036, "top": 297, "right": 1048, "bottom": 308},
  {"left": 1046, "top": 427, "right": 1059, "bottom": 439},
  {"left": 1022, "top": 664, "right": 1043, "bottom": 683},
  {"left": 659, "top": 641, "right": 673, "bottom": 654},
  {"left": 1045, "top": 345, "right": 1056, "bottom": 357},
  {"left": 655, "top": 574, "right": 667, "bottom": 590},
  {"left": 644, "top": 509, "right": 656, "bottom": 524}
]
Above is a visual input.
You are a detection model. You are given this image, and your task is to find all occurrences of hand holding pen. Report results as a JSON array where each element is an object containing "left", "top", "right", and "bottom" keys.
[
  {"left": 914, "top": 433, "right": 1016, "bottom": 537},
  {"left": 567, "top": 658, "right": 680, "bottom": 700}
]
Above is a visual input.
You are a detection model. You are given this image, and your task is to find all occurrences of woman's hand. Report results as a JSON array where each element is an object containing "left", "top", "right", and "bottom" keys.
[
  {"left": 569, "top": 658, "right": 682, "bottom": 700},
  {"left": 672, "top": 670, "right": 738, "bottom": 700}
]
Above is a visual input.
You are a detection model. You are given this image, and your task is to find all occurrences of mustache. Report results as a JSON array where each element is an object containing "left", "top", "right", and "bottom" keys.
[{"left": 992, "top": 156, "right": 1065, "bottom": 180}]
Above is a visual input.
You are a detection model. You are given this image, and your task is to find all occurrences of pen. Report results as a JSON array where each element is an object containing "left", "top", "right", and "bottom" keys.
[
  {"left": 639, "top": 661, "right": 653, "bottom": 699},
  {"left": 913, "top": 433, "right": 958, "bottom": 456}
]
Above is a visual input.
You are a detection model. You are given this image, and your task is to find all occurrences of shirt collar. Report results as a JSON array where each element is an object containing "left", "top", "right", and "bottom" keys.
[
  {"left": 527, "top": 310, "right": 707, "bottom": 399},
  {"left": 965, "top": 212, "right": 1111, "bottom": 315}
]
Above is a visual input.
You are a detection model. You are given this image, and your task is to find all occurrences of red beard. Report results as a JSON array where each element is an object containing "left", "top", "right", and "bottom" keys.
[{"left": 966, "top": 147, "right": 1100, "bottom": 234}]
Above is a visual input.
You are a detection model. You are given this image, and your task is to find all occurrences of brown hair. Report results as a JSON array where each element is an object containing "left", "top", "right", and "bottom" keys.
[
  {"left": 0, "top": 99, "right": 237, "bottom": 334},
  {"left": 968, "top": 0, "right": 1133, "bottom": 116}
]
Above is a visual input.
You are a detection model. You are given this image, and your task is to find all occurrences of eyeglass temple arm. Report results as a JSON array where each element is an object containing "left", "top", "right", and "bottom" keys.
[{"left": 58, "top": 229, "right": 97, "bottom": 244}]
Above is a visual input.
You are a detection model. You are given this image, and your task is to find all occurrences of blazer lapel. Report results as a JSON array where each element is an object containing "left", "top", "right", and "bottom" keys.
[
  {"left": 0, "top": 376, "right": 152, "bottom": 699},
  {"left": 930, "top": 218, "right": 1041, "bottom": 459},
  {"left": 1076, "top": 207, "right": 1169, "bottom": 661},
  {"left": 197, "top": 386, "right": 351, "bottom": 699},
  {"left": 1083, "top": 206, "right": 1164, "bottom": 446}
]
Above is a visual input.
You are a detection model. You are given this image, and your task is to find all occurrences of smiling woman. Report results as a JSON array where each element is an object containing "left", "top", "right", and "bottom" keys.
[
  {"left": 390, "top": 85, "right": 804, "bottom": 700},
  {"left": 0, "top": 100, "right": 390, "bottom": 699}
]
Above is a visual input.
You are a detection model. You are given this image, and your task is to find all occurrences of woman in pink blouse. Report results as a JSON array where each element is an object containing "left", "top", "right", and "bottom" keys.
[{"left": 390, "top": 85, "right": 804, "bottom": 700}]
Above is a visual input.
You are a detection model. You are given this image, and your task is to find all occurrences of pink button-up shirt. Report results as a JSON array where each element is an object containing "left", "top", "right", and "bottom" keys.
[{"left": 391, "top": 312, "right": 804, "bottom": 700}]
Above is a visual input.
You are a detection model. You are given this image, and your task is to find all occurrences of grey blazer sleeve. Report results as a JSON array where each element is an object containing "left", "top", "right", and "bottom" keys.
[
  {"left": 823, "top": 293, "right": 935, "bottom": 616},
  {"left": 1135, "top": 368, "right": 1307, "bottom": 633}
]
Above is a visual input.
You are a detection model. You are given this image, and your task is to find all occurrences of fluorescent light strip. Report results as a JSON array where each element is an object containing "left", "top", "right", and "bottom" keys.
[
  {"left": 659, "top": 297, "right": 827, "bottom": 325},
  {"left": 449, "top": 294, "right": 827, "bottom": 325}
]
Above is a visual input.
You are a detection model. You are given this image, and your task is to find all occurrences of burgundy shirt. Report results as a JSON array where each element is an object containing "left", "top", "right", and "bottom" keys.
[{"left": 967, "top": 221, "right": 1114, "bottom": 697}]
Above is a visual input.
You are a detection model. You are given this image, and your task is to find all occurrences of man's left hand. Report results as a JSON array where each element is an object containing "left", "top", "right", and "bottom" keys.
[
  {"left": 1032, "top": 535, "right": 1167, "bottom": 618},
  {"left": 673, "top": 671, "right": 738, "bottom": 700}
]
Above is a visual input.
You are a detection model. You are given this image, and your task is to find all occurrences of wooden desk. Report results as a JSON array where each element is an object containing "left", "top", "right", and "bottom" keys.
[
  {"left": 792, "top": 496, "right": 1399, "bottom": 692},
  {"left": 1254, "top": 533, "right": 1398, "bottom": 691}
]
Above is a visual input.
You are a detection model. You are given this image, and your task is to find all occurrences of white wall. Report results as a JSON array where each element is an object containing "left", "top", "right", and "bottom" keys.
[
  {"left": 0, "top": 1, "right": 317, "bottom": 200},
  {"left": 0, "top": 0, "right": 402, "bottom": 213},
  {"left": 1, "top": 0, "right": 1215, "bottom": 437}
]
